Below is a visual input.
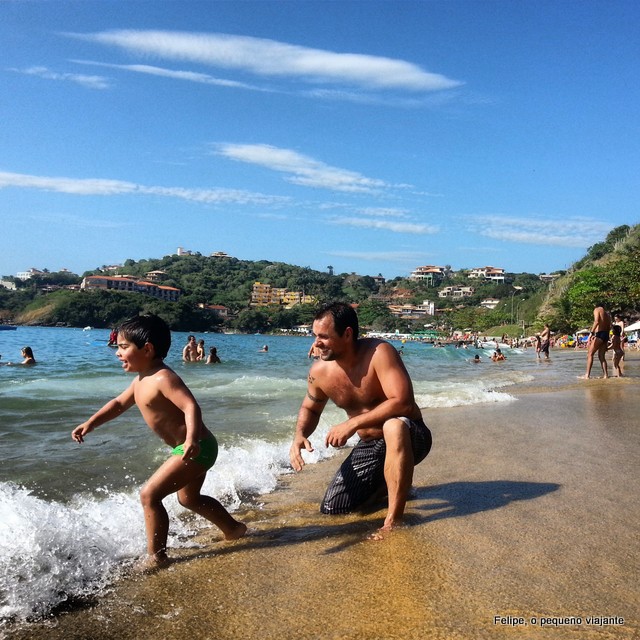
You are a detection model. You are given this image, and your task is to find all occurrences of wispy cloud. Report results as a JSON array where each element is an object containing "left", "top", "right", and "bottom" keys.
[
  {"left": 330, "top": 216, "right": 438, "bottom": 234},
  {"left": 73, "top": 60, "right": 267, "bottom": 92},
  {"left": 326, "top": 250, "right": 431, "bottom": 263},
  {"left": 0, "top": 170, "right": 288, "bottom": 206},
  {"left": 216, "top": 143, "right": 388, "bottom": 194},
  {"left": 9, "top": 65, "right": 110, "bottom": 89},
  {"left": 68, "top": 30, "right": 462, "bottom": 92},
  {"left": 469, "top": 215, "right": 611, "bottom": 248},
  {"left": 357, "top": 207, "right": 410, "bottom": 218},
  {"left": 30, "top": 211, "right": 128, "bottom": 229}
]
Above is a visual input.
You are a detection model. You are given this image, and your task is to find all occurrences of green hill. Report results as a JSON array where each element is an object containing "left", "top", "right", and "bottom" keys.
[
  {"left": 2, "top": 225, "right": 639, "bottom": 333},
  {"left": 537, "top": 224, "right": 640, "bottom": 332}
]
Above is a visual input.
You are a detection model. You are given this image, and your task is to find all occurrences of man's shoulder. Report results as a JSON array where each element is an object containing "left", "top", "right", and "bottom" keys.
[{"left": 358, "top": 337, "right": 392, "bottom": 352}]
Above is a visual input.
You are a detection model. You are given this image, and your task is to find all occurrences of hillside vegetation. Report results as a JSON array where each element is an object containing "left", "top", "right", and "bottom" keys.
[
  {"left": 1, "top": 224, "right": 638, "bottom": 334},
  {"left": 537, "top": 224, "right": 640, "bottom": 332}
]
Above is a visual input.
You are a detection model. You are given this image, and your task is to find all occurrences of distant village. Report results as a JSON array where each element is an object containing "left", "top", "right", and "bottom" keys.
[{"left": 1, "top": 246, "right": 560, "bottom": 322}]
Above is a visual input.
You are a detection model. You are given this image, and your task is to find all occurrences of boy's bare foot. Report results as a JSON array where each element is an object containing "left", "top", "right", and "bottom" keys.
[{"left": 223, "top": 521, "right": 248, "bottom": 541}]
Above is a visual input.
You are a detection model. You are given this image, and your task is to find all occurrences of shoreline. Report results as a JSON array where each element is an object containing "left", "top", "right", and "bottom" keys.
[{"left": 5, "top": 358, "right": 639, "bottom": 640}]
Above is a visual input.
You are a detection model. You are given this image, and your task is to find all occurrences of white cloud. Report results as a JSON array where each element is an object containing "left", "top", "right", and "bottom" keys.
[
  {"left": 73, "top": 60, "right": 266, "bottom": 91},
  {"left": 69, "top": 30, "right": 462, "bottom": 92},
  {"left": 10, "top": 66, "right": 110, "bottom": 89},
  {"left": 331, "top": 216, "right": 439, "bottom": 235},
  {"left": 469, "top": 215, "right": 611, "bottom": 248},
  {"left": 216, "top": 143, "right": 387, "bottom": 193},
  {"left": 0, "top": 170, "right": 288, "bottom": 206},
  {"left": 357, "top": 207, "right": 410, "bottom": 218},
  {"left": 30, "top": 212, "right": 128, "bottom": 229},
  {"left": 326, "top": 250, "right": 430, "bottom": 263}
]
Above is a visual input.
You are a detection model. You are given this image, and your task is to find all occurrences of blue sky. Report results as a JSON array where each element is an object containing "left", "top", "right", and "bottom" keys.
[{"left": 2, "top": 0, "right": 638, "bottom": 280}]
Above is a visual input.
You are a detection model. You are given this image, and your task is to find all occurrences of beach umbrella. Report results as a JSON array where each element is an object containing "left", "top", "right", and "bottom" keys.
[{"left": 623, "top": 320, "right": 640, "bottom": 332}]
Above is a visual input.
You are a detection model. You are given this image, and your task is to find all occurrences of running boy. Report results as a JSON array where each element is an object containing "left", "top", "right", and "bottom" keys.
[{"left": 72, "top": 314, "right": 246, "bottom": 570}]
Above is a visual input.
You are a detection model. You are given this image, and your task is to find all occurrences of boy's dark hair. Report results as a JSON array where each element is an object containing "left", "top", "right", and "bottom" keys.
[
  {"left": 612, "top": 324, "right": 622, "bottom": 336},
  {"left": 118, "top": 314, "right": 171, "bottom": 359},
  {"left": 314, "top": 302, "right": 359, "bottom": 341}
]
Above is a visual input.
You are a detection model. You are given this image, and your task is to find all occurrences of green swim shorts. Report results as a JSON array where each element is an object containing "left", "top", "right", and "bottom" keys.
[{"left": 171, "top": 435, "right": 218, "bottom": 470}]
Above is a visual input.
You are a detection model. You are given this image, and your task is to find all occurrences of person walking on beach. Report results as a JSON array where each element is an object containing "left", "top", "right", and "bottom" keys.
[
  {"left": 540, "top": 324, "right": 551, "bottom": 360},
  {"left": 72, "top": 314, "right": 246, "bottom": 570},
  {"left": 289, "top": 302, "right": 432, "bottom": 534},
  {"left": 582, "top": 303, "right": 611, "bottom": 379}
]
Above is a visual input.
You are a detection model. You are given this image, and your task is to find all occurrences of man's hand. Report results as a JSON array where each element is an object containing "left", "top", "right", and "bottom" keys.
[
  {"left": 290, "top": 435, "right": 314, "bottom": 472},
  {"left": 325, "top": 421, "right": 357, "bottom": 448}
]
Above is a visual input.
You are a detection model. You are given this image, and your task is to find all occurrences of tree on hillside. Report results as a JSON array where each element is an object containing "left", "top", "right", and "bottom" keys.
[{"left": 356, "top": 299, "right": 395, "bottom": 330}]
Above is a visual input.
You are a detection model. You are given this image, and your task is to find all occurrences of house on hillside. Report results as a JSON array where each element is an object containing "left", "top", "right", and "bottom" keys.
[
  {"left": 438, "top": 286, "right": 475, "bottom": 299},
  {"left": 468, "top": 266, "right": 505, "bottom": 283},
  {"left": 409, "top": 265, "right": 446, "bottom": 285},
  {"left": 81, "top": 275, "right": 181, "bottom": 302}
]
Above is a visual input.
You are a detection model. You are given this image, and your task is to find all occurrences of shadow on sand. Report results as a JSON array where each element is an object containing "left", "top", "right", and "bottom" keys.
[
  {"left": 409, "top": 479, "right": 561, "bottom": 522},
  {"left": 184, "top": 479, "right": 561, "bottom": 558}
]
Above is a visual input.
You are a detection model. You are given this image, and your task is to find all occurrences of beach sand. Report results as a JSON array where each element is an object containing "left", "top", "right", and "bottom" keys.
[{"left": 7, "top": 356, "right": 639, "bottom": 640}]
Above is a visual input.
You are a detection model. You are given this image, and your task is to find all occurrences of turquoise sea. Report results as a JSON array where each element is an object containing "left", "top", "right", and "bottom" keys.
[{"left": 0, "top": 325, "right": 592, "bottom": 623}]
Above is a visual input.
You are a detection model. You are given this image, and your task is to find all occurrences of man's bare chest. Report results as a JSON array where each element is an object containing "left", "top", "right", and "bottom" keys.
[{"left": 323, "top": 369, "right": 383, "bottom": 412}]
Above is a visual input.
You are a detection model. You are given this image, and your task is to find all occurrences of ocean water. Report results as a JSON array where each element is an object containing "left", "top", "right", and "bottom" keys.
[{"left": 0, "top": 326, "right": 590, "bottom": 623}]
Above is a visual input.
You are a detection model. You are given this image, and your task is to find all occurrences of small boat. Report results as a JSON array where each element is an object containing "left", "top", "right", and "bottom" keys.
[
  {"left": 83, "top": 326, "right": 93, "bottom": 331},
  {"left": 0, "top": 325, "right": 17, "bottom": 331}
]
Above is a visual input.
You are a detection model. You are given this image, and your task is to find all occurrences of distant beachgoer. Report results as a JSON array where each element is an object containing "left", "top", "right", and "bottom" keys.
[
  {"left": 196, "top": 339, "right": 206, "bottom": 361},
  {"left": 491, "top": 349, "right": 506, "bottom": 362},
  {"left": 182, "top": 335, "right": 198, "bottom": 362},
  {"left": 608, "top": 325, "right": 625, "bottom": 377},
  {"left": 535, "top": 335, "right": 542, "bottom": 358},
  {"left": 308, "top": 344, "right": 321, "bottom": 359},
  {"left": 206, "top": 347, "right": 221, "bottom": 364},
  {"left": 540, "top": 324, "right": 551, "bottom": 360},
  {"left": 72, "top": 314, "right": 246, "bottom": 571},
  {"left": 472, "top": 354, "right": 481, "bottom": 363},
  {"left": 6, "top": 346, "right": 37, "bottom": 366},
  {"left": 108, "top": 328, "right": 118, "bottom": 347},
  {"left": 21, "top": 347, "right": 36, "bottom": 365},
  {"left": 259, "top": 345, "right": 269, "bottom": 352},
  {"left": 581, "top": 303, "right": 611, "bottom": 379},
  {"left": 613, "top": 315, "right": 628, "bottom": 351}
]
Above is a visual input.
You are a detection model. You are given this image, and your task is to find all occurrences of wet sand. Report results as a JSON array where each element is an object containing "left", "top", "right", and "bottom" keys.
[{"left": 7, "top": 355, "right": 640, "bottom": 640}]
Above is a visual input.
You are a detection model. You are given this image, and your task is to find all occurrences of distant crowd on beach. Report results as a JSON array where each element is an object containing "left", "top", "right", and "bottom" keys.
[{"left": 182, "top": 335, "right": 222, "bottom": 364}]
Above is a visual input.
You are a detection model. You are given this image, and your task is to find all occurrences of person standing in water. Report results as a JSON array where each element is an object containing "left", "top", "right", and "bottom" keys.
[{"left": 582, "top": 303, "right": 611, "bottom": 379}]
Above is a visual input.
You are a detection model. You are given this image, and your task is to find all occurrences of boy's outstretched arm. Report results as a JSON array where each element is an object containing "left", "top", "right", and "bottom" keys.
[{"left": 72, "top": 383, "right": 135, "bottom": 443}]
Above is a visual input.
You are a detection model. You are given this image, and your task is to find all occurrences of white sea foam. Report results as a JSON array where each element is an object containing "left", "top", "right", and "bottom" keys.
[{"left": 0, "top": 431, "right": 340, "bottom": 623}]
